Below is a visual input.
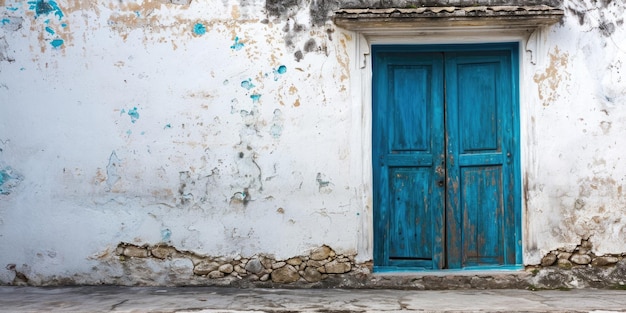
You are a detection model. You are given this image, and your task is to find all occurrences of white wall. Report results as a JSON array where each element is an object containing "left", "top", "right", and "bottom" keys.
[{"left": 0, "top": 0, "right": 625, "bottom": 284}]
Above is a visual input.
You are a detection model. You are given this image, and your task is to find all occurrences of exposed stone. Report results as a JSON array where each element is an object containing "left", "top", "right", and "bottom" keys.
[
  {"left": 271, "top": 265, "right": 300, "bottom": 283},
  {"left": 557, "top": 252, "right": 572, "bottom": 260},
  {"left": 208, "top": 270, "right": 225, "bottom": 279},
  {"left": 299, "top": 263, "right": 307, "bottom": 271},
  {"left": 260, "top": 257, "right": 273, "bottom": 269},
  {"left": 150, "top": 245, "right": 177, "bottom": 259},
  {"left": 245, "top": 258, "right": 265, "bottom": 274},
  {"left": 570, "top": 254, "right": 592, "bottom": 265},
  {"left": 310, "top": 245, "right": 333, "bottom": 261},
  {"left": 581, "top": 239, "right": 593, "bottom": 250},
  {"left": 219, "top": 263, "right": 234, "bottom": 274},
  {"left": 123, "top": 246, "right": 148, "bottom": 258},
  {"left": 557, "top": 258, "right": 572, "bottom": 269},
  {"left": 286, "top": 257, "right": 303, "bottom": 266},
  {"left": 302, "top": 267, "right": 323, "bottom": 282},
  {"left": 592, "top": 256, "right": 619, "bottom": 266},
  {"left": 193, "top": 261, "right": 220, "bottom": 276},
  {"left": 541, "top": 253, "right": 557, "bottom": 267},
  {"left": 307, "top": 260, "right": 328, "bottom": 268},
  {"left": 317, "top": 266, "right": 326, "bottom": 273},
  {"left": 234, "top": 264, "right": 247, "bottom": 275},
  {"left": 324, "top": 260, "right": 352, "bottom": 274},
  {"left": 260, "top": 274, "right": 270, "bottom": 281},
  {"left": 272, "top": 261, "right": 286, "bottom": 269}
]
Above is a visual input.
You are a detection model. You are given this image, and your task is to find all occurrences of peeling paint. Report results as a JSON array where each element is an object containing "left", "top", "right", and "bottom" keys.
[
  {"left": 193, "top": 23, "right": 206, "bottom": 36},
  {"left": 28, "top": 0, "right": 64, "bottom": 20},
  {"left": 230, "top": 36, "right": 244, "bottom": 50},
  {"left": 0, "top": 165, "right": 23, "bottom": 195},
  {"left": 533, "top": 47, "right": 570, "bottom": 106}
]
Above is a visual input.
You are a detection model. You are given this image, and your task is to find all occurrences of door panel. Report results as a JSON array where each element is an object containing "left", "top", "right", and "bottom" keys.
[
  {"left": 373, "top": 44, "right": 520, "bottom": 271},
  {"left": 373, "top": 52, "right": 445, "bottom": 269},
  {"left": 445, "top": 51, "right": 515, "bottom": 269}
]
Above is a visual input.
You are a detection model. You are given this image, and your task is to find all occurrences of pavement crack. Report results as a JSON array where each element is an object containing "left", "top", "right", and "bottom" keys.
[{"left": 110, "top": 299, "right": 129, "bottom": 311}]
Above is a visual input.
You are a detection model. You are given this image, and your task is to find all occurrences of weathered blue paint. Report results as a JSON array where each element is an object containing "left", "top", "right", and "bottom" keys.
[
  {"left": 0, "top": 166, "right": 23, "bottom": 195},
  {"left": 127, "top": 107, "right": 139, "bottom": 123},
  {"left": 164, "top": 124, "right": 172, "bottom": 129},
  {"left": 50, "top": 38, "right": 63, "bottom": 48},
  {"left": 45, "top": 26, "right": 54, "bottom": 34},
  {"left": 277, "top": 65, "right": 287, "bottom": 74},
  {"left": 193, "top": 23, "right": 206, "bottom": 36},
  {"left": 230, "top": 36, "right": 244, "bottom": 50},
  {"left": 250, "top": 94, "right": 261, "bottom": 102},
  {"left": 372, "top": 43, "right": 521, "bottom": 271},
  {"left": 161, "top": 229, "right": 172, "bottom": 242},
  {"left": 1, "top": 18, "right": 9, "bottom": 25},
  {"left": 240, "top": 79, "right": 255, "bottom": 90},
  {"left": 61, "top": 23, "right": 67, "bottom": 28},
  {"left": 28, "top": 0, "right": 63, "bottom": 20},
  {"left": 6, "top": 7, "right": 19, "bottom": 11}
]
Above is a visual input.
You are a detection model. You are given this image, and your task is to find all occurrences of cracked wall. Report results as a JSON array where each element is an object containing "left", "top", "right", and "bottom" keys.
[{"left": 0, "top": 0, "right": 626, "bottom": 286}]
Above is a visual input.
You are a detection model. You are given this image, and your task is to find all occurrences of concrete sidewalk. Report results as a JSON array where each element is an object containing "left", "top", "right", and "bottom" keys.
[{"left": 1, "top": 286, "right": 625, "bottom": 313}]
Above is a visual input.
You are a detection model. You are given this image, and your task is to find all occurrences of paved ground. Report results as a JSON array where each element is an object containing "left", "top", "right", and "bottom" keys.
[{"left": 1, "top": 286, "right": 626, "bottom": 312}]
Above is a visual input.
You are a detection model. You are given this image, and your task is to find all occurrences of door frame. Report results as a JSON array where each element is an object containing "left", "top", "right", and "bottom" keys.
[{"left": 350, "top": 29, "right": 536, "bottom": 271}]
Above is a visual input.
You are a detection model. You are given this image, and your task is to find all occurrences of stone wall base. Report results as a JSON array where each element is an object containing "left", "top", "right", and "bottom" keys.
[{"left": 4, "top": 242, "right": 626, "bottom": 289}]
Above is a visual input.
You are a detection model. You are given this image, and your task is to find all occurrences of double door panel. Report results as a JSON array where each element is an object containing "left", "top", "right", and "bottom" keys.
[{"left": 372, "top": 45, "right": 520, "bottom": 270}]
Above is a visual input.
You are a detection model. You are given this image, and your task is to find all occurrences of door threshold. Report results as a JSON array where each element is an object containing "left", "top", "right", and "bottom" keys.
[{"left": 374, "top": 265, "right": 525, "bottom": 276}]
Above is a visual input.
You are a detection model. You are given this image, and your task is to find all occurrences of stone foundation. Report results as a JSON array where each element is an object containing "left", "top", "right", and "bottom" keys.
[{"left": 107, "top": 241, "right": 626, "bottom": 290}]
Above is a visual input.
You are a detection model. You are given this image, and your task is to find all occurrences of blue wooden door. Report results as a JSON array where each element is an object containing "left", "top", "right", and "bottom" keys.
[{"left": 373, "top": 44, "right": 521, "bottom": 270}]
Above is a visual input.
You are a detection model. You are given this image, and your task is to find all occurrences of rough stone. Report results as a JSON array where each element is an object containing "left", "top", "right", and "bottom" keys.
[
  {"left": 317, "top": 266, "right": 326, "bottom": 274},
  {"left": 272, "top": 261, "right": 286, "bottom": 269},
  {"left": 541, "top": 253, "right": 557, "bottom": 267},
  {"left": 260, "top": 274, "right": 270, "bottom": 281},
  {"left": 557, "top": 258, "right": 572, "bottom": 269},
  {"left": 150, "top": 245, "right": 177, "bottom": 259},
  {"left": 310, "top": 246, "right": 333, "bottom": 261},
  {"left": 271, "top": 265, "right": 300, "bottom": 283},
  {"left": 234, "top": 264, "right": 247, "bottom": 275},
  {"left": 208, "top": 270, "right": 225, "bottom": 279},
  {"left": 307, "top": 260, "right": 328, "bottom": 268},
  {"left": 218, "top": 263, "right": 234, "bottom": 274},
  {"left": 123, "top": 246, "right": 148, "bottom": 258},
  {"left": 260, "top": 257, "right": 273, "bottom": 269},
  {"left": 592, "top": 256, "right": 619, "bottom": 266},
  {"left": 570, "top": 254, "right": 592, "bottom": 265},
  {"left": 245, "top": 258, "right": 265, "bottom": 275},
  {"left": 324, "top": 260, "right": 352, "bottom": 274},
  {"left": 286, "top": 257, "right": 303, "bottom": 266},
  {"left": 193, "top": 261, "right": 220, "bottom": 276},
  {"left": 302, "top": 267, "right": 323, "bottom": 282},
  {"left": 557, "top": 252, "right": 572, "bottom": 260}
]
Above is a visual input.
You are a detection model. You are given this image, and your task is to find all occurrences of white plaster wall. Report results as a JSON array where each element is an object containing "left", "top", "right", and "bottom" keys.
[
  {"left": 0, "top": 0, "right": 625, "bottom": 284},
  {"left": 523, "top": 0, "right": 626, "bottom": 263},
  {"left": 0, "top": 0, "right": 361, "bottom": 284}
]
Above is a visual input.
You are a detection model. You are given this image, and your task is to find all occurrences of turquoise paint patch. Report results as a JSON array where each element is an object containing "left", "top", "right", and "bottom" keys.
[
  {"left": 1, "top": 18, "right": 9, "bottom": 25},
  {"left": 240, "top": 79, "right": 255, "bottom": 90},
  {"left": 230, "top": 36, "right": 244, "bottom": 50},
  {"left": 50, "top": 38, "right": 63, "bottom": 48},
  {"left": 277, "top": 65, "right": 287, "bottom": 74},
  {"left": 7, "top": 7, "right": 19, "bottom": 11},
  {"left": 193, "top": 23, "right": 206, "bottom": 36},
  {"left": 250, "top": 94, "right": 261, "bottom": 102},
  {"left": 127, "top": 107, "right": 139, "bottom": 123},
  {"left": 45, "top": 26, "right": 55, "bottom": 34},
  {"left": 134, "top": 11, "right": 140, "bottom": 17},
  {"left": 126, "top": 129, "right": 132, "bottom": 136},
  {"left": 164, "top": 124, "right": 172, "bottom": 129},
  {"left": 61, "top": 23, "right": 67, "bottom": 27},
  {"left": 20, "top": 67, "right": 25, "bottom": 71},
  {"left": 161, "top": 229, "right": 172, "bottom": 242},
  {"left": 28, "top": 0, "right": 64, "bottom": 20}
]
